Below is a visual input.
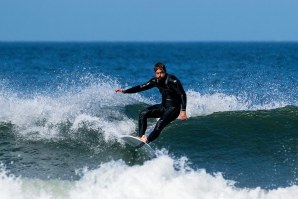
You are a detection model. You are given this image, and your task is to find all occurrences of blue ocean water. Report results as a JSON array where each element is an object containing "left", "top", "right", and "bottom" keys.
[{"left": 0, "top": 42, "right": 297, "bottom": 199}]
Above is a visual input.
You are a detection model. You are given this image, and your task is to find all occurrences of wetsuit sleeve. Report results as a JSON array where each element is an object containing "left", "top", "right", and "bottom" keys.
[
  {"left": 171, "top": 78, "right": 187, "bottom": 111},
  {"left": 123, "top": 79, "right": 155, "bottom": 94}
]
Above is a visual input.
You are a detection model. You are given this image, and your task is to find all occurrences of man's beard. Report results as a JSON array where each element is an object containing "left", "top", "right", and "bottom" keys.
[{"left": 156, "top": 77, "right": 166, "bottom": 85}]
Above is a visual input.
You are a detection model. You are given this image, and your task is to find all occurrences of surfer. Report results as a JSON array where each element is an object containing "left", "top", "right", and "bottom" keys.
[{"left": 115, "top": 63, "right": 187, "bottom": 143}]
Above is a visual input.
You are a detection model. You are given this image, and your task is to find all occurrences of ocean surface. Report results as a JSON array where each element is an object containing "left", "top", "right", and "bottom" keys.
[{"left": 0, "top": 42, "right": 297, "bottom": 199}]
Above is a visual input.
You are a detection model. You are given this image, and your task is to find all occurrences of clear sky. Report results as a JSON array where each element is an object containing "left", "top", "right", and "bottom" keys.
[{"left": 1, "top": 0, "right": 298, "bottom": 42}]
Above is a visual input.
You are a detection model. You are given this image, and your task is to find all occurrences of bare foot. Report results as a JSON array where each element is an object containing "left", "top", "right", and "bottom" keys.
[{"left": 140, "top": 135, "right": 148, "bottom": 143}]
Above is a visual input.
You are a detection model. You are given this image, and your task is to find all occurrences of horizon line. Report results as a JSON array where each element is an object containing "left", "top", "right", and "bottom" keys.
[{"left": 1, "top": 40, "right": 298, "bottom": 43}]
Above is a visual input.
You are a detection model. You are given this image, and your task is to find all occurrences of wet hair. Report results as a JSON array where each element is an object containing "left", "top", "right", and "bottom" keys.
[{"left": 154, "top": 63, "right": 166, "bottom": 73}]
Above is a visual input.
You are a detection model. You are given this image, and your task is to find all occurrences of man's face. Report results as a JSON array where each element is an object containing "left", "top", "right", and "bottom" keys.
[{"left": 155, "top": 69, "right": 166, "bottom": 79}]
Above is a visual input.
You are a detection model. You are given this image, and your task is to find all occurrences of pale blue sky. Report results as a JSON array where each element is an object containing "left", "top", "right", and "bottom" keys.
[{"left": 1, "top": 0, "right": 298, "bottom": 41}]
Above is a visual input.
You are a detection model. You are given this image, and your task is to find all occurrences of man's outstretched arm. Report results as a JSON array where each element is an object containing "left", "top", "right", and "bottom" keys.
[{"left": 115, "top": 79, "right": 155, "bottom": 94}]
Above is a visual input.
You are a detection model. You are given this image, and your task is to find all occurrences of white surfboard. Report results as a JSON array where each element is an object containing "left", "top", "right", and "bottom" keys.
[{"left": 121, "top": 135, "right": 156, "bottom": 158}]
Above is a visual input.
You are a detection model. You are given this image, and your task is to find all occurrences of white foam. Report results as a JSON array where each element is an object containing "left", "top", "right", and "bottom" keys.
[
  {"left": 186, "top": 91, "right": 249, "bottom": 116},
  {"left": 70, "top": 113, "right": 135, "bottom": 141},
  {"left": 0, "top": 164, "right": 23, "bottom": 199},
  {"left": 186, "top": 90, "right": 289, "bottom": 117},
  {"left": 0, "top": 156, "right": 297, "bottom": 199}
]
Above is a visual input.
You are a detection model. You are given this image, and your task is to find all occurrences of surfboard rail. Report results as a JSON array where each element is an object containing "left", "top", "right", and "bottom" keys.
[{"left": 120, "top": 135, "right": 156, "bottom": 158}]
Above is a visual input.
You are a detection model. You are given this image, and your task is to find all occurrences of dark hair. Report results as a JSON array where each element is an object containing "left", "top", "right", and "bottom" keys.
[{"left": 154, "top": 63, "right": 166, "bottom": 73}]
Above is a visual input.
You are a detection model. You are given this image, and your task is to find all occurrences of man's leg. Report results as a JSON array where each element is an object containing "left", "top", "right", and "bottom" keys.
[
  {"left": 147, "top": 106, "right": 180, "bottom": 143},
  {"left": 138, "top": 104, "right": 164, "bottom": 137}
]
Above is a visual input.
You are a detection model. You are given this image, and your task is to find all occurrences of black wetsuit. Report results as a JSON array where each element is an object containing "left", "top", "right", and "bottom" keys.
[{"left": 123, "top": 74, "right": 187, "bottom": 143}]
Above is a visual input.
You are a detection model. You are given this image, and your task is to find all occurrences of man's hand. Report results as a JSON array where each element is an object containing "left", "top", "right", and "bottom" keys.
[
  {"left": 115, "top": 88, "right": 124, "bottom": 93},
  {"left": 179, "top": 111, "right": 187, "bottom": 121}
]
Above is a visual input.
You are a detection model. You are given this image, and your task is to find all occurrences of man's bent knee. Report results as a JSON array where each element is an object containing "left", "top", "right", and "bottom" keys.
[{"left": 139, "top": 109, "right": 149, "bottom": 120}]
